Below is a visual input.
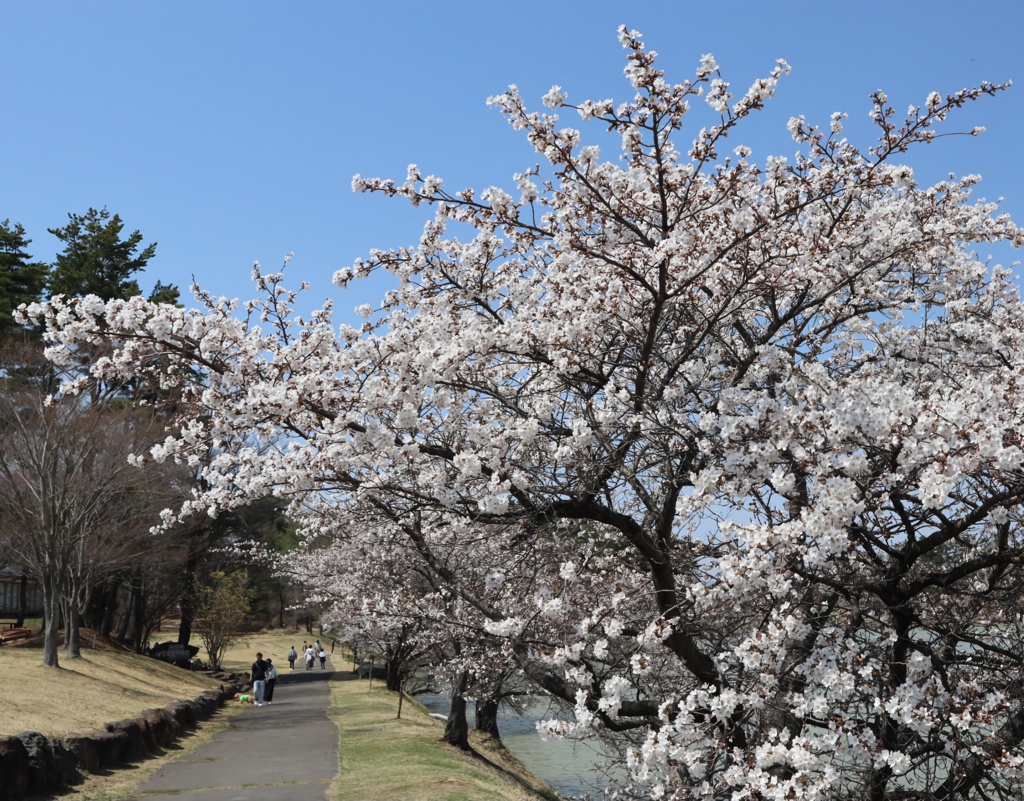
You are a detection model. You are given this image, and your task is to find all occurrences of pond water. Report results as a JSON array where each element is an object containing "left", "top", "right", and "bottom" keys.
[{"left": 415, "top": 692, "right": 622, "bottom": 799}]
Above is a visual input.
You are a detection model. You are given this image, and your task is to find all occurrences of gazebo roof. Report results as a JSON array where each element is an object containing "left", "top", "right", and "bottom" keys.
[{"left": 0, "top": 565, "right": 30, "bottom": 581}]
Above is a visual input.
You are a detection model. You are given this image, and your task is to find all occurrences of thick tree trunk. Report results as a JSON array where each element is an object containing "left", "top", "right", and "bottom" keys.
[
  {"left": 475, "top": 697, "right": 501, "bottom": 739},
  {"left": 178, "top": 532, "right": 209, "bottom": 646},
  {"left": 99, "top": 576, "right": 122, "bottom": 637},
  {"left": 442, "top": 672, "right": 471, "bottom": 750},
  {"left": 41, "top": 573, "right": 60, "bottom": 668},
  {"left": 65, "top": 598, "right": 82, "bottom": 659},
  {"left": 130, "top": 583, "right": 146, "bottom": 651},
  {"left": 177, "top": 578, "right": 196, "bottom": 645},
  {"left": 177, "top": 602, "right": 193, "bottom": 644},
  {"left": 116, "top": 586, "right": 132, "bottom": 643},
  {"left": 386, "top": 658, "right": 406, "bottom": 692}
]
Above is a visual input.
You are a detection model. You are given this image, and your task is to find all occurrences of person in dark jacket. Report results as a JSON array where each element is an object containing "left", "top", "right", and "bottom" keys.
[
  {"left": 251, "top": 652, "right": 268, "bottom": 706},
  {"left": 265, "top": 658, "right": 278, "bottom": 703}
]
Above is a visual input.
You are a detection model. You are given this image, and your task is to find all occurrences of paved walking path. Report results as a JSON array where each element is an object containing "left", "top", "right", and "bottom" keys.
[{"left": 133, "top": 658, "right": 339, "bottom": 801}]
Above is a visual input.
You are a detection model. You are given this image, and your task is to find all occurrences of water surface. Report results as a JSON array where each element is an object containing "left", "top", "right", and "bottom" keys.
[{"left": 415, "top": 692, "right": 619, "bottom": 799}]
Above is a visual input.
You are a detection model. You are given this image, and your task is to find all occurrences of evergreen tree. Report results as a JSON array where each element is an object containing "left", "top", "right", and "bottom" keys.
[
  {"left": 0, "top": 219, "right": 48, "bottom": 332},
  {"left": 147, "top": 280, "right": 181, "bottom": 306},
  {"left": 47, "top": 207, "right": 157, "bottom": 301}
]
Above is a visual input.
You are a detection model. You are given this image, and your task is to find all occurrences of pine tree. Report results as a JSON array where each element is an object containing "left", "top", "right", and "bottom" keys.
[
  {"left": 47, "top": 207, "right": 157, "bottom": 301},
  {"left": 0, "top": 219, "right": 48, "bottom": 332}
]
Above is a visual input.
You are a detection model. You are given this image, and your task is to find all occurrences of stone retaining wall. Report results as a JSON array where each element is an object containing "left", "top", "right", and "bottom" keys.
[{"left": 0, "top": 681, "right": 241, "bottom": 800}]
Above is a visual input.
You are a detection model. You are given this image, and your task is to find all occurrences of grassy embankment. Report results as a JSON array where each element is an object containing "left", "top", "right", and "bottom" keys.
[
  {"left": 0, "top": 626, "right": 557, "bottom": 801},
  {"left": 330, "top": 668, "right": 556, "bottom": 801}
]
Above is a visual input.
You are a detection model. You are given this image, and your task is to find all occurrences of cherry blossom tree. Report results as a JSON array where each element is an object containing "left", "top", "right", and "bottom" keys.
[
  {"left": 290, "top": 514, "right": 441, "bottom": 694},
  {"left": 290, "top": 510, "right": 553, "bottom": 746},
  {"left": 23, "top": 27, "right": 1024, "bottom": 799}
]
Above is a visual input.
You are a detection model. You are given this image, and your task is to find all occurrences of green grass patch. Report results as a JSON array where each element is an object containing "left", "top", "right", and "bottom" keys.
[{"left": 329, "top": 669, "right": 551, "bottom": 801}]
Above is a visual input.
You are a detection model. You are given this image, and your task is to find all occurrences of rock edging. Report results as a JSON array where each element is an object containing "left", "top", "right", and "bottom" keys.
[{"left": 0, "top": 681, "right": 241, "bottom": 800}]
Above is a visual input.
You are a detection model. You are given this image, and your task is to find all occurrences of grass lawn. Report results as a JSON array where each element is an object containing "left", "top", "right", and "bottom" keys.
[
  {"left": 331, "top": 670, "right": 557, "bottom": 801},
  {"left": 0, "top": 640, "right": 224, "bottom": 738}
]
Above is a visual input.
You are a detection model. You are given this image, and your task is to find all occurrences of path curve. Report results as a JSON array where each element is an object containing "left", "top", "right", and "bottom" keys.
[{"left": 133, "top": 658, "right": 339, "bottom": 801}]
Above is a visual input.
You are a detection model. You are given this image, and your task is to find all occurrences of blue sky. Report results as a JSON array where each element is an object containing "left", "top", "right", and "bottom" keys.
[{"left": 4, "top": 1, "right": 1022, "bottom": 327}]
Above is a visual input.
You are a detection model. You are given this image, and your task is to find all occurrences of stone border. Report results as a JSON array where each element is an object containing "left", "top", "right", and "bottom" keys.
[{"left": 0, "top": 681, "right": 241, "bottom": 800}]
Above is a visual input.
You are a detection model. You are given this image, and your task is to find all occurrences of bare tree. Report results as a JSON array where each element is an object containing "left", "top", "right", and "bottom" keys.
[{"left": 0, "top": 350, "right": 177, "bottom": 665}]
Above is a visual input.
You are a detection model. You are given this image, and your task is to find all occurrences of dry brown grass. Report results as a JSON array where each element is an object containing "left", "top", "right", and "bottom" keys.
[
  {"left": 0, "top": 623, "right": 316, "bottom": 738},
  {"left": 0, "top": 626, "right": 244, "bottom": 801},
  {"left": 0, "top": 636, "right": 225, "bottom": 738}
]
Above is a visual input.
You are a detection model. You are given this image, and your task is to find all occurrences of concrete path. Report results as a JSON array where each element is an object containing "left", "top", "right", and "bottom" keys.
[{"left": 133, "top": 658, "right": 339, "bottom": 801}]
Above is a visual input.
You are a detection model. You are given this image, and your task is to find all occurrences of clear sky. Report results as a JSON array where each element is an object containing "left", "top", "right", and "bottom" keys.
[{"left": 4, "top": 0, "right": 1022, "bottom": 327}]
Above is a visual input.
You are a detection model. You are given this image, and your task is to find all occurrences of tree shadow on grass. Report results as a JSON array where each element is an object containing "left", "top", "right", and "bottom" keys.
[{"left": 459, "top": 735, "right": 561, "bottom": 801}]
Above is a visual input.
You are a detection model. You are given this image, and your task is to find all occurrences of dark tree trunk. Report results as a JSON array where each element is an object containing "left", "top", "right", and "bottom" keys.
[
  {"left": 475, "top": 697, "right": 501, "bottom": 739},
  {"left": 116, "top": 585, "right": 132, "bottom": 643},
  {"left": 99, "top": 575, "right": 122, "bottom": 637},
  {"left": 177, "top": 566, "right": 197, "bottom": 646},
  {"left": 442, "top": 671, "right": 471, "bottom": 750},
  {"left": 41, "top": 572, "right": 60, "bottom": 668},
  {"left": 386, "top": 657, "right": 407, "bottom": 692},
  {"left": 178, "top": 526, "right": 213, "bottom": 646},
  {"left": 130, "top": 583, "right": 146, "bottom": 651},
  {"left": 65, "top": 597, "right": 82, "bottom": 659},
  {"left": 177, "top": 595, "right": 194, "bottom": 645}
]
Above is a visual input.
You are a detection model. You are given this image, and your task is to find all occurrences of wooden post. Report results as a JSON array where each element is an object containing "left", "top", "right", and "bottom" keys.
[{"left": 396, "top": 678, "right": 405, "bottom": 719}]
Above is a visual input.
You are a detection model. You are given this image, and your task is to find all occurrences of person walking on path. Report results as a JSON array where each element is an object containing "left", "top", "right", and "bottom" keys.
[
  {"left": 251, "top": 652, "right": 269, "bottom": 706},
  {"left": 305, "top": 644, "right": 316, "bottom": 670},
  {"left": 315, "top": 639, "right": 322, "bottom": 656},
  {"left": 319, "top": 648, "right": 327, "bottom": 669},
  {"left": 265, "top": 658, "right": 278, "bottom": 704},
  {"left": 288, "top": 646, "right": 297, "bottom": 669}
]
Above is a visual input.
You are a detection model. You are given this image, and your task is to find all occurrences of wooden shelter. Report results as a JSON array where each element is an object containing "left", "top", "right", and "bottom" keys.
[{"left": 0, "top": 565, "right": 43, "bottom": 627}]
